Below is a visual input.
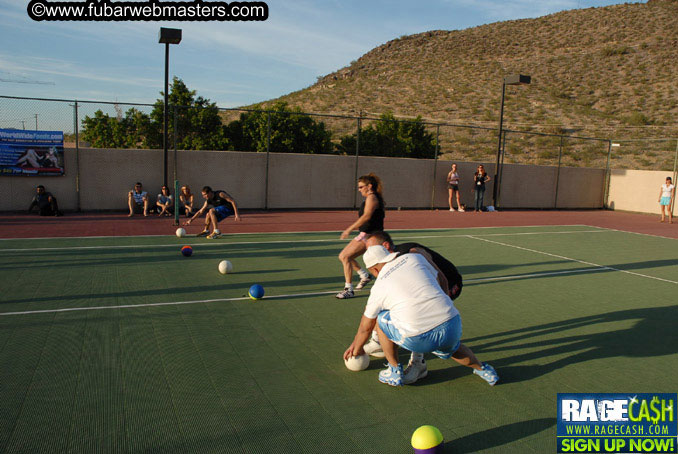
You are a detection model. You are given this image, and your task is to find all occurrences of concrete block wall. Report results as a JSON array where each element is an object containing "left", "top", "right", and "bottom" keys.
[{"left": 0, "top": 147, "right": 613, "bottom": 212}]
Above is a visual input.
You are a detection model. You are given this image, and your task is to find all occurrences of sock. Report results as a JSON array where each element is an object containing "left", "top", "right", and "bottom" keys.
[
  {"left": 411, "top": 352, "right": 425, "bottom": 362},
  {"left": 370, "top": 330, "right": 380, "bottom": 343},
  {"left": 344, "top": 283, "right": 353, "bottom": 291},
  {"left": 214, "top": 229, "right": 221, "bottom": 234},
  {"left": 358, "top": 268, "right": 370, "bottom": 279}
]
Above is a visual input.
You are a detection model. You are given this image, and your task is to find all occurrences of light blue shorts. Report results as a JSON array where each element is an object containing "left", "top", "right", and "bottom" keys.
[
  {"left": 660, "top": 196, "right": 671, "bottom": 206},
  {"left": 377, "top": 311, "right": 462, "bottom": 359}
]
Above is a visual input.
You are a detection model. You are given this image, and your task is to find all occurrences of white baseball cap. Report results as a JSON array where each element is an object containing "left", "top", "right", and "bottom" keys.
[{"left": 363, "top": 245, "right": 399, "bottom": 269}]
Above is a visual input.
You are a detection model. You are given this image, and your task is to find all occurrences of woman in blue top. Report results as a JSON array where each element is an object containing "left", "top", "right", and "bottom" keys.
[
  {"left": 472, "top": 165, "right": 491, "bottom": 212},
  {"left": 336, "top": 173, "right": 385, "bottom": 299},
  {"left": 156, "top": 185, "right": 174, "bottom": 217}
]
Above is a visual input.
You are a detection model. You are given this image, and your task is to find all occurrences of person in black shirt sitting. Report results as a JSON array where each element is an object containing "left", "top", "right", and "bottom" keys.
[{"left": 28, "top": 185, "right": 63, "bottom": 216}]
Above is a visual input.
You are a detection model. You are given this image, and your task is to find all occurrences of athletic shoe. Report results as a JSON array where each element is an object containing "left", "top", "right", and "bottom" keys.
[
  {"left": 458, "top": 207, "right": 465, "bottom": 212},
  {"left": 206, "top": 232, "right": 221, "bottom": 239},
  {"left": 449, "top": 208, "right": 455, "bottom": 211},
  {"left": 473, "top": 362, "right": 499, "bottom": 386},
  {"left": 335, "top": 288, "right": 354, "bottom": 299},
  {"left": 378, "top": 363, "right": 403, "bottom": 387},
  {"left": 355, "top": 275, "right": 372, "bottom": 290},
  {"left": 363, "top": 339, "right": 385, "bottom": 358},
  {"left": 403, "top": 355, "right": 428, "bottom": 385},
  {"left": 196, "top": 230, "right": 210, "bottom": 237}
]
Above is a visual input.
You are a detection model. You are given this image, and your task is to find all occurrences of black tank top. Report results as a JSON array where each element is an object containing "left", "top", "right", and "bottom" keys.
[
  {"left": 358, "top": 194, "right": 385, "bottom": 233},
  {"left": 207, "top": 190, "right": 230, "bottom": 207}
]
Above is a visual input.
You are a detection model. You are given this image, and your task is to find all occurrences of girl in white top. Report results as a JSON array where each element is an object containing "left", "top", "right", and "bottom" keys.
[
  {"left": 446, "top": 163, "right": 464, "bottom": 211},
  {"left": 658, "top": 176, "right": 675, "bottom": 223}
]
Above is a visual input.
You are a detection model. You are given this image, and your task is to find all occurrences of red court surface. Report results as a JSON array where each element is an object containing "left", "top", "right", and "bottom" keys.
[{"left": 0, "top": 209, "right": 676, "bottom": 239}]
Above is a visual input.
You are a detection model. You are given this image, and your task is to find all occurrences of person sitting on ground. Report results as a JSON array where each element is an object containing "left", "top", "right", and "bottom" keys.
[
  {"left": 343, "top": 245, "right": 498, "bottom": 387},
  {"left": 184, "top": 186, "right": 241, "bottom": 239},
  {"left": 179, "top": 185, "right": 195, "bottom": 217},
  {"left": 156, "top": 185, "right": 174, "bottom": 217},
  {"left": 28, "top": 185, "right": 63, "bottom": 216},
  {"left": 127, "top": 182, "right": 149, "bottom": 217}
]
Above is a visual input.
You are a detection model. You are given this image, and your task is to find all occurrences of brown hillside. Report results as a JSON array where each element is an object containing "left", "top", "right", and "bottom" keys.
[{"left": 257, "top": 1, "right": 678, "bottom": 169}]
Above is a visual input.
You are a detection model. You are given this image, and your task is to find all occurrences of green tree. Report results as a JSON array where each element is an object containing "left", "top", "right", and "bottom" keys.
[
  {"left": 228, "top": 101, "right": 333, "bottom": 154},
  {"left": 149, "top": 78, "right": 229, "bottom": 150},
  {"left": 335, "top": 112, "right": 436, "bottom": 158},
  {"left": 81, "top": 108, "right": 152, "bottom": 148}
]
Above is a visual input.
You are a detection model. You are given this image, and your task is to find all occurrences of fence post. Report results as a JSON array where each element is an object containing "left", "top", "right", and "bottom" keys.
[
  {"left": 353, "top": 113, "right": 361, "bottom": 210},
  {"left": 554, "top": 135, "right": 564, "bottom": 209},
  {"left": 604, "top": 140, "right": 613, "bottom": 209},
  {"left": 173, "top": 106, "right": 179, "bottom": 226},
  {"left": 496, "top": 131, "right": 507, "bottom": 209},
  {"left": 264, "top": 111, "right": 271, "bottom": 210},
  {"left": 671, "top": 139, "right": 678, "bottom": 217},
  {"left": 430, "top": 124, "right": 440, "bottom": 209},
  {"left": 73, "top": 100, "right": 81, "bottom": 212}
]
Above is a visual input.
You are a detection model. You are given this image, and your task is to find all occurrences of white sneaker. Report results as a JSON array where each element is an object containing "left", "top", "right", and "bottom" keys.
[
  {"left": 403, "top": 355, "right": 428, "bottom": 384},
  {"left": 458, "top": 207, "right": 465, "bottom": 212},
  {"left": 335, "top": 288, "right": 354, "bottom": 299},
  {"left": 363, "top": 339, "right": 385, "bottom": 358},
  {"left": 355, "top": 275, "right": 372, "bottom": 290},
  {"left": 449, "top": 208, "right": 455, "bottom": 211}
]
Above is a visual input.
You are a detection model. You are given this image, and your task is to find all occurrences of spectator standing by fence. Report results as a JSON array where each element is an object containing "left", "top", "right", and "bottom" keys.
[
  {"left": 659, "top": 176, "right": 675, "bottom": 224},
  {"left": 447, "top": 163, "right": 464, "bottom": 212},
  {"left": 472, "top": 165, "right": 490, "bottom": 212}
]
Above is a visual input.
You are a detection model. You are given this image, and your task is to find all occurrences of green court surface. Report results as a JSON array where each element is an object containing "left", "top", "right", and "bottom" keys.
[{"left": 0, "top": 226, "right": 676, "bottom": 453}]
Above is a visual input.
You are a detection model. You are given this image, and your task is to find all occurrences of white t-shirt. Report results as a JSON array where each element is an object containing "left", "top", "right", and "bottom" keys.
[
  {"left": 448, "top": 171, "right": 459, "bottom": 185},
  {"left": 132, "top": 190, "right": 147, "bottom": 205},
  {"left": 661, "top": 184, "right": 675, "bottom": 198},
  {"left": 364, "top": 253, "right": 459, "bottom": 338}
]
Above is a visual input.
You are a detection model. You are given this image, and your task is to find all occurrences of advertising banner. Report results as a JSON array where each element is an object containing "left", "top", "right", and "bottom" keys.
[
  {"left": 558, "top": 393, "right": 678, "bottom": 453},
  {"left": 0, "top": 128, "right": 65, "bottom": 176}
]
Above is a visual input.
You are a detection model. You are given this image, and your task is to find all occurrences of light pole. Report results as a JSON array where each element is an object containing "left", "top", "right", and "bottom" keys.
[
  {"left": 493, "top": 74, "right": 530, "bottom": 208},
  {"left": 158, "top": 27, "right": 182, "bottom": 188}
]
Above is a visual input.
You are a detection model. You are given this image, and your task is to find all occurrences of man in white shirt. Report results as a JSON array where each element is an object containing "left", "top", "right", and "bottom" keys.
[
  {"left": 127, "top": 182, "right": 149, "bottom": 217},
  {"left": 343, "top": 245, "right": 498, "bottom": 387}
]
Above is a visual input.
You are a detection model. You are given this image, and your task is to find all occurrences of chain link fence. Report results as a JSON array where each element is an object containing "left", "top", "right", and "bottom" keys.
[{"left": 2, "top": 95, "right": 677, "bottom": 211}]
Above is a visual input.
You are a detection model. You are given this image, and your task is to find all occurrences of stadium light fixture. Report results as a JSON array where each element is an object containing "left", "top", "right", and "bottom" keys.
[
  {"left": 493, "top": 74, "right": 531, "bottom": 209},
  {"left": 159, "top": 27, "right": 182, "bottom": 188}
]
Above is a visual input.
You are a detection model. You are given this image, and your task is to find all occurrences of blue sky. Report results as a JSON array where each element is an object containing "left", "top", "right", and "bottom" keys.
[{"left": 1, "top": 0, "right": 643, "bottom": 109}]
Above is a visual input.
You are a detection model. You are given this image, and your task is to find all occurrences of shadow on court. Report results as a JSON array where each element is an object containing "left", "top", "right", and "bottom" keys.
[
  {"left": 465, "top": 305, "right": 678, "bottom": 384},
  {"left": 0, "top": 274, "right": 336, "bottom": 306},
  {"left": 461, "top": 258, "right": 678, "bottom": 285},
  {"left": 0, "top": 243, "right": 339, "bottom": 270},
  {"left": 444, "top": 418, "right": 556, "bottom": 453}
]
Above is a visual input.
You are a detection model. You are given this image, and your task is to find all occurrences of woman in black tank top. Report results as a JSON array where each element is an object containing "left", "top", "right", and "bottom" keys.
[{"left": 336, "top": 173, "right": 385, "bottom": 299}]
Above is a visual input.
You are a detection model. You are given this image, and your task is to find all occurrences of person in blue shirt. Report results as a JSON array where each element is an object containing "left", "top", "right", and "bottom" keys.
[{"left": 156, "top": 185, "right": 174, "bottom": 217}]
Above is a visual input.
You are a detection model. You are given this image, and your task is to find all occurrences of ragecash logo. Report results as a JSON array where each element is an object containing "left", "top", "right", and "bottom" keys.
[{"left": 557, "top": 393, "right": 677, "bottom": 453}]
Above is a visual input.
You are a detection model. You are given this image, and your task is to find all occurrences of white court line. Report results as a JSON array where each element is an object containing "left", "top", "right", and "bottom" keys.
[
  {"left": 0, "top": 268, "right": 611, "bottom": 317},
  {"left": 465, "top": 267, "right": 608, "bottom": 283},
  {"left": 467, "top": 235, "right": 678, "bottom": 285},
  {"left": 0, "top": 229, "right": 608, "bottom": 253},
  {"left": 0, "top": 290, "right": 339, "bottom": 316},
  {"left": 0, "top": 224, "right": 595, "bottom": 242}
]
